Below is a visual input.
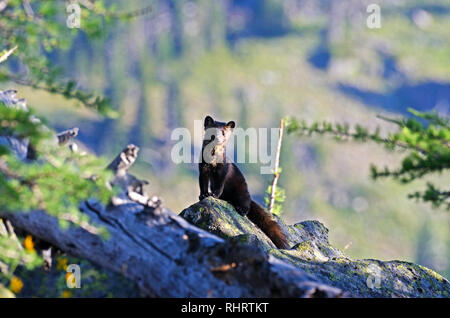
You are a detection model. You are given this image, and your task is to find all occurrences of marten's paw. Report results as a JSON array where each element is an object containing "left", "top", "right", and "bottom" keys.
[
  {"left": 199, "top": 192, "right": 213, "bottom": 200},
  {"left": 235, "top": 206, "right": 248, "bottom": 216}
]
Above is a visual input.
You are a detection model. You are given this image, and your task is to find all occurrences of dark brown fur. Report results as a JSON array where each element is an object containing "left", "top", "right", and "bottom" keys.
[{"left": 199, "top": 116, "right": 289, "bottom": 249}]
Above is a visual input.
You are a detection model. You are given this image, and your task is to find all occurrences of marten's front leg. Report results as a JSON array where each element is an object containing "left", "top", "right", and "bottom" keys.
[
  {"left": 199, "top": 164, "right": 211, "bottom": 200},
  {"left": 210, "top": 164, "right": 228, "bottom": 199},
  {"left": 210, "top": 177, "right": 226, "bottom": 199}
]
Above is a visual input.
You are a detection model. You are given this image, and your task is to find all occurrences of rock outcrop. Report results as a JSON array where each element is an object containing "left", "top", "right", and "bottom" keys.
[{"left": 180, "top": 197, "right": 450, "bottom": 298}]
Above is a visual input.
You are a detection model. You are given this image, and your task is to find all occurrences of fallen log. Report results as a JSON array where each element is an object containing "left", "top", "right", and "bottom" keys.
[{"left": 1, "top": 200, "right": 346, "bottom": 297}]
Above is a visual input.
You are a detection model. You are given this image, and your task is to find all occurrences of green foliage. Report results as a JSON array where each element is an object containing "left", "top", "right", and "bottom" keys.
[
  {"left": 0, "top": 103, "right": 114, "bottom": 228},
  {"left": 0, "top": 107, "right": 49, "bottom": 144},
  {"left": 0, "top": 100, "right": 115, "bottom": 293},
  {"left": 286, "top": 109, "right": 450, "bottom": 210},
  {"left": 265, "top": 184, "right": 286, "bottom": 216},
  {"left": 0, "top": 1, "right": 123, "bottom": 296},
  {"left": 0, "top": 218, "right": 43, "bottom": 295},
  {"left": 265, "top": 167, "right": 286, "bottom": 216},
  {"left": 0, "top": 0, "right": 117, "bottom": 116},
  {"left": 0, "top": 234, "right": 43, "bottom": 273}
]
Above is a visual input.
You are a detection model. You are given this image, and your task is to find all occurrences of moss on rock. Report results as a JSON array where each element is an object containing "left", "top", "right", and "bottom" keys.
[{"left": 180, "top": 198, "right": 450, "bottom": 298}]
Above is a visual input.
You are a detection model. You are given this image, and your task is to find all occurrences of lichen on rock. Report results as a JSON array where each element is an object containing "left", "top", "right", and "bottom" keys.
[{"left": 180, "top": 197, "right": 450, "bottom": 298}]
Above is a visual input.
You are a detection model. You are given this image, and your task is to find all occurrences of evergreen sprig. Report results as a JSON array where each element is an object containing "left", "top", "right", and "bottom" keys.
[
  {"left": 0, "top": 104, "right": 114, "bottom": 229},
  {"left": 285, "top": 109, "right": 450, "bottom": 210},
  {"left": 0, "top": 0, "right": 117, "bottom": 117}
]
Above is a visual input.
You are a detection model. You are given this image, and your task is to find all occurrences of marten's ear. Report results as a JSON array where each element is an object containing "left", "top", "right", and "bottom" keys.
[
  {"left": 204, "top": 116, "right": 214, "bottom": 128},
  {"left": 226, "top": 121, "right": 235, "bottom": 129}
]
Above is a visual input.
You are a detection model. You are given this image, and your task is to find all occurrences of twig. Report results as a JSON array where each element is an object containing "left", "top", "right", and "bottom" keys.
[
  {"left": 0, "top": 219, "right": 8, "bottom": 236},
  {"left": 0, "top": 260, "right": 9, "bottom": 274},
  {"left": 292, "top": 122, "right": 430, "bottom": 155},
  {"left": 22, "top": 0, "right": 34, "bottom": 17},
  {"left": 0, "top": 45, "right": 17, "bottom": 64},
  {"left": 268, "top": 119, "right": 284, "bottom": 213},
  {"left": 5, "top": 220, "right": 23, "bottom": 251},
  {"left": 376, "top": 114, "right": 403, "bottom": 126},
  {"left": 5, "top": 74, "right": 106, "bottom": 110}
]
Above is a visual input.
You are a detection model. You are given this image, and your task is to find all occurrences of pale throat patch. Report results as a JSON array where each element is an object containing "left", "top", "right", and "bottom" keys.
[
  {"left": 211, "top": 143, "right": 226, "bottom": 166},
  {"left": 203, "top": 127, "right": 231, "bottom": 166}
]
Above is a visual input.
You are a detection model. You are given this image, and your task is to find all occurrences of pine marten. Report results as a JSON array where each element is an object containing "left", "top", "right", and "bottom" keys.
[{"left": 198, "top": 115, "right": 289, "bottom": 249}]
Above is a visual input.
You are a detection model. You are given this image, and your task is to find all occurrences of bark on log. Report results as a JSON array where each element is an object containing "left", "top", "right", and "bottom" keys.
[{"left": 1, "top": 201, "right": 346, "bottom": 298}]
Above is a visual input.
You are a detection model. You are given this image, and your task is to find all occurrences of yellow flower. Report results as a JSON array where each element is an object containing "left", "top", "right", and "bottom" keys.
[
  {"left": 23, "top": 235, "right": 35, "bottom": 252},
  {"left": 61, "top": 291, "right": 72, "bottom": 298},
  {"left": 65, "top": 272, "right": 75, "bottom": 286},
  {"left": 57, "top": 257, "right": 68, "bottom": 271},
  {"left": 9, "top": 276, "right": 23, "bottom": 294}
]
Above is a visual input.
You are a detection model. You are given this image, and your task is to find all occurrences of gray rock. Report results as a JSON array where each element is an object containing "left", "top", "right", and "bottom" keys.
[{"left": 180, "top": 197, "right": 450, "bottom": 298}]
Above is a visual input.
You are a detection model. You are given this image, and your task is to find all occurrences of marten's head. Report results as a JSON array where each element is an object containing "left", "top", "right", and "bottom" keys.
[{"left": 203, "top": 115, "right": 235, "bottom": 147}]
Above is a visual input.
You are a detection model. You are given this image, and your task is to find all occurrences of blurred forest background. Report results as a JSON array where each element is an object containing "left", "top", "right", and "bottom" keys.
[{"left": 1, "top": 0, "right": 449, "bottom": 280}]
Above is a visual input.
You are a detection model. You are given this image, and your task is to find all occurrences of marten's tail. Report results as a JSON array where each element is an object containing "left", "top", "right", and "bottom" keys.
[{"left": 247, "top": 200, "right": 289, "bottom": 249}]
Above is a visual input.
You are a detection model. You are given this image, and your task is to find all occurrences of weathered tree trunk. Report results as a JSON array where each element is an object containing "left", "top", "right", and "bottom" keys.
[{"left": 1, "top": 201, "right": 345, "bottom": 298}]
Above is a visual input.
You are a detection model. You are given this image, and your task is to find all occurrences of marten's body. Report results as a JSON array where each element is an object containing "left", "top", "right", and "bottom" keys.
[{"left": 199, "top": 116, "right": 289, "bottom": 249}]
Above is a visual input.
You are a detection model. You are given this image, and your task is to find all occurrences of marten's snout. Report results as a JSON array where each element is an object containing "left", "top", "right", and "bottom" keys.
[{"left": 216, "top": 130, "right": 226, "bottom": 144}]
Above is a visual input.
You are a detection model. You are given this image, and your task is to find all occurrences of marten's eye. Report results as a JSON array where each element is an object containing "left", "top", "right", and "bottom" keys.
[{"left": 222, "top": 131, "right": 225, "bottom": 136}]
